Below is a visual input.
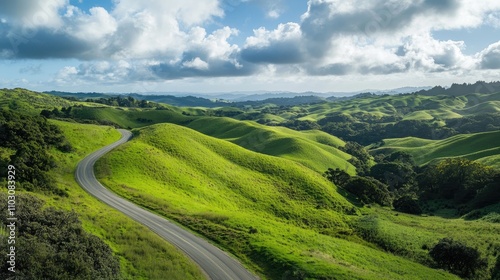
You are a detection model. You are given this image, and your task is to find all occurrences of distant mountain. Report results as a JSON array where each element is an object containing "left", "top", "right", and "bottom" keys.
[
  {"left": 232, "top": 95, "right": 327, "bottom": 107},
  {"left": 45, "top": 91, "right": 230, "bottom": 107},
  {"left": 414, "top": 81, "right": 500, "bottom": 96},
  {"left": 45, "top": 82, "right": 498, "bottom": 109}
]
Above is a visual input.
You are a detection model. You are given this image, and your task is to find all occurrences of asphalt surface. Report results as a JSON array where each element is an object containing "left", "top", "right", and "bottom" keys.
[{"left": 75, "top": 129, "right": 258, "bottom": 280}]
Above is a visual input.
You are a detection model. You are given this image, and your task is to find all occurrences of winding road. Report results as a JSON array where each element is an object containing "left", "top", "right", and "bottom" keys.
[{"left": 75, "top": 129, "right": 258, "bottom": 280}]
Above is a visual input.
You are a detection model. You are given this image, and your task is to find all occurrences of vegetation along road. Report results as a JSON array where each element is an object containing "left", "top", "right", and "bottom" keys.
[{"left": 75, "top": 129, "right": 258, "bottom": 280}]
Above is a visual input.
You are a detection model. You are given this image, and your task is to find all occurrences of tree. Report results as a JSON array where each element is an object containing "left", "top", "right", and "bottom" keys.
[
  {"left": 340, "top": 142, "right": 372, "bottom": 175},
  {"left": 393, "top": 196, "right": 422, "bottom": 215},
  {"left": 492, "top": 256, "right": 500, "bottom": 280},
  {"left": 344, "top": 177, "right": 392, "bottom": 206},
  {"left": 0, "top": 193, "right": 122, "bottom": 280},
  {"left": 324, "top": 168, "right": 351, "bottom": 187},
  {"left": 369, "top": 162, "right": 416, "bottom": 190},
  {"left": 429, "top": 238, "right": 487, "bottom": 278},
  {"left": 418, "top": 158, "right": 495, "bottom": 202}
]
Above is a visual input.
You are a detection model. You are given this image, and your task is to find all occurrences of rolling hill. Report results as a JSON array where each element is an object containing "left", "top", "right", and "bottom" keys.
[
  {"left": 43, "top": 120, "right": 206, "bottom": 279},
  {"left": 370, "top": 130, "right": 500, "bottom": 169},
  {"left": 185, "top": 117, "right": 356, "bottom": 174},
  {"left": 94, "top": 123, "right": 462, "bottom": 280}
]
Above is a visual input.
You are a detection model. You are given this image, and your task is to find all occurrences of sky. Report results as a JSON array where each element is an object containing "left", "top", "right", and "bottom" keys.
[{"left": 0, "top": 0, "right": 500, "bottom": 94}]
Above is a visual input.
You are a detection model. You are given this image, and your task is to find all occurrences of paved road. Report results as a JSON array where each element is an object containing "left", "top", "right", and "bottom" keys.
[{"left": 75, "top": 129, "right": 258, "bottom": 280}]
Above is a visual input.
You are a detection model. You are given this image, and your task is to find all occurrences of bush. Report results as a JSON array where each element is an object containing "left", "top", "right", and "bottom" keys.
[
  {"left": 344, "top": 177, "right": 392, "bottom": 206},
  {"left": 324, "top": 168, "right": 351, "bottom": 187},
  {"left": 429, "top": 238, "right": 487, "bottom": 278},
  {"left": 492, "top": 256, "right": 500, "bottom": 280},
  {"left": 393, "top": 196, "right": 422, "bottom": 215},
  {"left": 0, "top": 193, "right": 122, "bottom": 280}
]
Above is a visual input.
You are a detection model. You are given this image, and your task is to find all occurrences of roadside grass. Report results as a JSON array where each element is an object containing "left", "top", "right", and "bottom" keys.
[
  {"left": 95, "top": 123, "right": 459, "bottom": 279},
  {"left": 371, "top": 130, "right": 500, "bottom": 168},
  {"left": 40, "top": 120, "right": 206, "bottom": 280}
]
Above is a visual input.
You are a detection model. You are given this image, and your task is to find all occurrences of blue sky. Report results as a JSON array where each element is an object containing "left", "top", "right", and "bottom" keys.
[{"left": 1, "top": 0, "right": 500, "bottom": 94}]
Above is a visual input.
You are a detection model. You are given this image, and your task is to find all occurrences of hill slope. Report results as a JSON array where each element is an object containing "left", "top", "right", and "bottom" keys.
[
  {"left": 186, "top": 117, "right": 355, "bottom": 174},
  {"left": 44, "top": 120, "right": 206, "bottom": 279},
  {"left": 370, "top": 130, "right": 500, "bottom": 168},
  {"left": 95, "top": 123, "right": 457, "bottom": 280}
]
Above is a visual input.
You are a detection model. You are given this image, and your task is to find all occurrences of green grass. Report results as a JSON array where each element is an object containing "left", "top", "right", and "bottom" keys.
[
  {"left": 71, "top": 106, "right": 356, "bottom": 174},
  {"left": 371, "top": 130, "right": 500, "bottom": 169},
  {"left": 41, "top": 120, "right": 205, "bottom": 280},
  {"left": 95, "top": 123, "right": 460, "bottom": 279},
  {"left": 70, "top": 106, "right": 194, "bottom": 128},
  {"left": 354, "top": 206, "right": 500, "bottom": 274},
  {"left": 265, "top": 93, "right": 500, "bottom": 125},
  {"left": 0, "top": 88, "right": 76, "bottom": 113},
  {"left": 185, "top": 117, "right": 356, "bottom": 174}
]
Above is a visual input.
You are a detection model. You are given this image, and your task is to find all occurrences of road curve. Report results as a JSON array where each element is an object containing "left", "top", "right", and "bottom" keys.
[{"left": 75, "top": 129, "right": 258, "bottom": 280}]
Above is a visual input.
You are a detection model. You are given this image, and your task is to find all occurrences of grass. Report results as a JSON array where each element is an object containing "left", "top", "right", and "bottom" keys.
[
  {"left": 185, "top": 117, "right": 356, "bottom": 174},
  {"left": 95, "top": 123, "right": 462, "bottom": 279},
  {"left": 354, "top": 206, "right": 500, "bottom": 274},
  {"left": 0, "top": 88, "right": 75, "bottom": 113},
  {"left": 371, "top": 130, "right": 500, "bottom": 169},
  {"left": 70, "top": 106, "right": 357, "bottom": 174},
  {"left": 40, "top": 120, "right": 206, "bottom": 280},
  {"left": 264, "top": 93, "right": 500, "bottom": 125}
]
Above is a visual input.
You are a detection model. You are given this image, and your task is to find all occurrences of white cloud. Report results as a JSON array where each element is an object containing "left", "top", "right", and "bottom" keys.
[
  {"left": 478, "top": 41, "right": 500, "bottom": 69},
  {"left": 267, "top": 10, "right": 280, "bottom": 19},
  {"left": 245, "top": 23, "right": 301, "bottom": 48},
  {"left": 182, "top": 57, "right": 209, "bottom": 70},
  {"left": 0, "top": 0, "right": 67, "bottom": 28},
  {"left": 2, "top": 0, "right": 500, "bottom": 86}
]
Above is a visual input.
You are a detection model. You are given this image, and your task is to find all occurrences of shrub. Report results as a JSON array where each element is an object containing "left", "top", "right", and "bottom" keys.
[
  {"left": 429, "top": 238, "right": 487, "bottom": 278},
  {"left": 344, "top": 177, "right": 392, "bottom": 206},
  {"left": 393, "top": 196, "right": 422, "bottom": 215},
  {"left": 0, "top": 193, "right": 122, "bottom": 280}
]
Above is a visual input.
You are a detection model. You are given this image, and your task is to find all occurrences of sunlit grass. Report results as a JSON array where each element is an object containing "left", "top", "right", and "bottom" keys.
[
  {"left": 95, "top": 123, "right": 462, "bottom": 279},
  {"left": 43, "top": 120, "right": 206, "bottom": 280}
]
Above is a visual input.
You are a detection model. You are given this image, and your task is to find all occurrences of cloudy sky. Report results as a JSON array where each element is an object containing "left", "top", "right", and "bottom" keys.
[{"left": 1, "top": 0, "right": 499, "bottom": 94}]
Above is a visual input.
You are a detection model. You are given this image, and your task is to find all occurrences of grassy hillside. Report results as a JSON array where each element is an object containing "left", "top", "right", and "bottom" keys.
[
  {"left": 370, "top": 130, "right": 500, "bottom": 169},
  {"left": 233, "top": 92, "right": 500, "bottom": 128},
  {"left": 69, "top": 106, "right": 356, "bottom": 174},
  {"left": 0, "top": 88, "right": 75, "bottom": 112},
  {"left": 95, "top": 123, "right": 460, "bottom": 280},
  {"left": 297, "top": 93, "right": 500, "bottom": 122},
  {"left": 186, "top": 117, "right": 356, "bottom": 174},
  {"left": 43, "top": 120, "right": 205, "bottom": 280}
]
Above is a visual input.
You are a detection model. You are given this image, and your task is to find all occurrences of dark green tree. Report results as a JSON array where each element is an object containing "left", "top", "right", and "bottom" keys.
[
  {"left": 393, "top": 196, "right": 422, "bottom": 215},
  {"left": 344, "top": 177, "right": 392, "bottom": 206},
  {"left": 324, "top": 168, "right": 351, "bottom": 187},
  {"left": 0, "top": 193, "right": 122, "bottom": 280},
  {"left": 492, "top": 256, "right": 500, "bottom": 280},
  {"left": 429, "top": 238, "right": 487, "bottom": 278}
]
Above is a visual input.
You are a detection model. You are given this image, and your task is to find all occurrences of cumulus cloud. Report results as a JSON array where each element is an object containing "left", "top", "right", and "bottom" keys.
[
  {"left": 0, "top": 0, "right": 67, "bottom": 28},
  {"left": 479, "top": 42, "right": 500, "bottom": 69},
  {"left": 241, "top": 23, "right": 304, "bottom": 64},
  {"left": 239, "top": 0, "right": 498, "bottom": 76},
  {"left": 2, "top": 0, "right": 500, "bottom": 84}
]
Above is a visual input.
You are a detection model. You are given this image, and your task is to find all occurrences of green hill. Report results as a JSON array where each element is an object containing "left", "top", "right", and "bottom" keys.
[
  {"left": 185, "top": 117, "right": 356, "bottom": 174},
  {"left": 370, "top": 130, "right": 500, "bottom": 169},
  {"left": 95, "top": 123, "right": 461, "bottom": 280},
  {"left": 0, "top": 88, "right": 75, "bottom": 112},
  {"left": 43, "top": 120, "right": 205, "bottom": 279},
  {"left": 68, "top": 106, "right": 356, "bottom": 174}
]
